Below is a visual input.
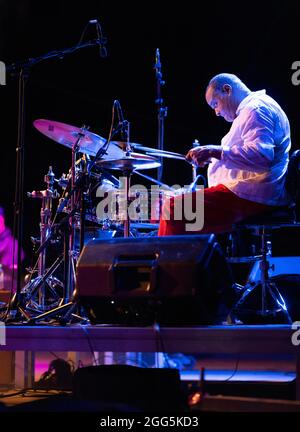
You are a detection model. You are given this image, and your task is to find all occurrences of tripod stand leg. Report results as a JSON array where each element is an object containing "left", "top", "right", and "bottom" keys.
[
  {"left": 27, "top": 301, "right": 74, "bottom": 324},
  {"left": 27, "top": 300, "right": 88, "bottom": 325}
]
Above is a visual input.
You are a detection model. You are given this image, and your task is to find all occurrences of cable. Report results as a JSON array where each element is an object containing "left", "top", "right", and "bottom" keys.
[
  {"left": 87, "top": 100, "right": 117, "bottom": 176},
  {"left": 153, "top": 322, "right": 171, "bottom": 369},
  {"left": 223, "top": 354, "right": 241, "bottom": 382},
  {"left": 0, "top": 388, "right": 29, "bottom": 398},
  {"left": 81, "top": 325, "right": 98, "bottom": 366}
]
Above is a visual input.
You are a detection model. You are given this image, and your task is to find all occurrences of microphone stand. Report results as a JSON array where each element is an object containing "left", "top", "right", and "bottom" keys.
[
  {"left": 5, "top": 36, "right": 105, "bottom": 323},
  {"left": 154, "top": 48, "right": 167, "bottom": 183}
]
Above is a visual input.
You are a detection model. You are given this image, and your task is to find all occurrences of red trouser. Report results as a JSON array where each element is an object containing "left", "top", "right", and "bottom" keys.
[{"left": 158, "top": 184, "right": 273, "bottom": 236}]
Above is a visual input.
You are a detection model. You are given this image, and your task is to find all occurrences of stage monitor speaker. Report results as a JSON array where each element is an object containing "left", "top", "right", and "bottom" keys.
[
  {"left": 75, "top": 234, "right": 234, "bottom": 326},
  {"left": 73, "top": 365, "right": 185, "bottom": 411}
]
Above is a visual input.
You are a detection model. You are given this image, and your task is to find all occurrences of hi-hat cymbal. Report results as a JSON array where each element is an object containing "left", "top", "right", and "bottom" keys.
[
  {"left": 33, "top": 119, "right": 124, "bottom": 159},
  {"left": 96, "top": 152, "right": 161, "bottom": 171}
]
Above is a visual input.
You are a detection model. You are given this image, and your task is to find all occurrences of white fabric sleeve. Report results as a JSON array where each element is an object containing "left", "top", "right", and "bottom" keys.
[{"left": 222, "top": 106, "right": 276, "bottom": 172}]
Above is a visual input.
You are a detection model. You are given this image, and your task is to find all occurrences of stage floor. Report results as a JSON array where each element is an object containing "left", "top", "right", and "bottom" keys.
[
  {"left": 0, "top": 323, "right": 300, "bottom": 398},
  {"left": 0, "top": 323, "right": 300, "bottom": 410},
  {"left": 0, "top": 323, "right": 299, "bottom": 353}
]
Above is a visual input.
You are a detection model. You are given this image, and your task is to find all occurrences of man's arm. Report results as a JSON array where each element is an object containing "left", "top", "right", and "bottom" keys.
[
  {"left": 186, "top": 145, "right": 222, "bottom": 167},
  {"left": 222, "top": 106, "right": 276, "bottom": 172}
]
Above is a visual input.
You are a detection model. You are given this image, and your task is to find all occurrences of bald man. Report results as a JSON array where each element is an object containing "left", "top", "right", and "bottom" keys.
[{"left": 158, "top": 73, "right": 291, "bottom": 235}]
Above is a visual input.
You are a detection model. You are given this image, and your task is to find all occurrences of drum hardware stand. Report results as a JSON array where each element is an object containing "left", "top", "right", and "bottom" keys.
[
  {"left": 4, "top": 21, "right": 107, "bottom": 324},
  {"left": 230, "top": 227, "right": 292, "bottom": 323},
  {"left": 28, "top": 131, "right": 90, "bottom": 324},
  {"left": 78, "top": 155, "right": 90, "bottom": 253},
  {"left": 190, "top": 139, "right": 207, "bottom": 189},
  {"left": 114, "top": 118, "right": 135, "bottom": 238},
  {"left": 29, "top": 133, "right": 121, "bottom": 324},
  {"left": 64, "top": 130, "right": 87, "bottom": 303},
  {"left": 20, "top": 166, "right": 63, "bottom": 312},
  {"left": 121, "top": 169, "right": 132, "bottom": 238},
  {"left": 123, "top": 121, "right": 132, "bottom": 238},
  {"left": 154, "top": 48, "right": 167, "bottom": 183},
  {"left": 2, "top": 167, "right": 64, "bottom": 323}
]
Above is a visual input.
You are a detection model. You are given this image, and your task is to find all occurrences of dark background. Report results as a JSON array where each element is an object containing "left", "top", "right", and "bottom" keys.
[{"left": 1, "top": 0, "right": 300, "bottom": 261}]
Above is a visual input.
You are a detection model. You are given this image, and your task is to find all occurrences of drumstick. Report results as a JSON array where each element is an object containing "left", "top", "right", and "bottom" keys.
[
  {"left": 145, "top": 151, "right": 187, "bottom": 161},
  {"left": 134, "top": 170, "right": 175, "bottom": 191}
]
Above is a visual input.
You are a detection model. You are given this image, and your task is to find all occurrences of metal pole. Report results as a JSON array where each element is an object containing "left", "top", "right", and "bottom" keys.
[{"left": 154, "top": 49, "right": 167, "bottom": 183}]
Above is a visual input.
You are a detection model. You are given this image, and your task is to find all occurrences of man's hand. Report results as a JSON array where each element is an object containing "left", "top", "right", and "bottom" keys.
[{"left": 186, "top": 145, "right": 222, "bottom": 167}]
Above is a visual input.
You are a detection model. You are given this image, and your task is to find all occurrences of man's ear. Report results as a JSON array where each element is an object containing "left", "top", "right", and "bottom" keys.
[{"left": 222, "top": 84, "right": 232, "bottom": 95}]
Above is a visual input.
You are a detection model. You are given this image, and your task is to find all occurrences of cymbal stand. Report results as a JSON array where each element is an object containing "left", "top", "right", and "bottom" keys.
[
  {"left": 5, "top": 23, "right": 107, "bottom": 322},
  {"left": 3, "top": 168, "right": 63, "bottom": 322},
  {"left": 121, "top": 169, "right": 132, "bottom": 238},
  {"left": 25, "top": 166, "right": 61, "bottom": 310},
  {"left": 189, "top": 139, "right": 207, "bottom": 190},
  {"left": 121, "top": 121, "right": 132, "bottom": 238},
  {"left": 154, "top": 48, "right": 167, "bottom": 183},
  {"left": 27, "top": 130, "right": 90, "bottom": 324},
  {"left": 64, "top": 129, "right": 88, "bottom": 303}
]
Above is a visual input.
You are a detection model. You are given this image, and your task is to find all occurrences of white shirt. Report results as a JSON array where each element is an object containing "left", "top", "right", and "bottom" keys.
[{"left": 207, "top": 90, "right": 291, "bottom": 206}]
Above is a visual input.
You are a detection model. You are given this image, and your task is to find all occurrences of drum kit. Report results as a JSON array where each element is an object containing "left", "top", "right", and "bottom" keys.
[{"left": 17, "top": 118, "right": 198, "bottom": 321}]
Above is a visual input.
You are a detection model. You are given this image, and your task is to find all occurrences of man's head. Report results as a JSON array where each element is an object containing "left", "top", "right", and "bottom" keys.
[
  {"left": 205, "top": 73, "right": 251, "bottom": 122},
  {"left": 0, "top": 207, "right": 5, "bottom": 235}
]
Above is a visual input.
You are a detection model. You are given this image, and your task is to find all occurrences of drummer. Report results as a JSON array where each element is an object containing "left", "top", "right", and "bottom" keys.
[{"left": 158, "top": 73, "right": 291, "bottom": 235}]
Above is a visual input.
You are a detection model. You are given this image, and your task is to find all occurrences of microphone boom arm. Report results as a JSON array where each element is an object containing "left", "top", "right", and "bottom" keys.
[{"left": 7, "top": 38, "right": 105, "bottom": 72}]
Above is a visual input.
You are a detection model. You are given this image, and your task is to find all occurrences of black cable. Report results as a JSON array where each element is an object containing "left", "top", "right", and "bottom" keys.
[
  {"left": 81, "top": 325, "right": 98, "bottom": 366},
  {"left": 153, "top": 322, "right": 171, "bottom": 368},
  {"left": 0, "top": 388, "right": 29, "bottom": 398},
  {"left": 87, "top": 99, "right": 117, "bottom": 175},
  {"left": 223, "top": 354, "right": 241, "bottom": 382},
  {"left": 49, "top": 351, "right": 60, "bottom": 359}
]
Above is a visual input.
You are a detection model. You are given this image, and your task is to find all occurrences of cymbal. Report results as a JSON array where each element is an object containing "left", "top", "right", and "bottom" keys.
[
  {"left": 96, "top": 153, "right": 161, "bottom": 171},
  {"left": 33, "top": 119, "right": 124, "bottom": 159}
]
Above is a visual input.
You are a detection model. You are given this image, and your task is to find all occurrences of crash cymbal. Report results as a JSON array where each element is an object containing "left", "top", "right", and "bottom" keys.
[
  {"left": 96, "top": 152, "right": 161, "bottom": 171},
  {"left": 33, "top": 119, "right": 124, "bottom": 159}
]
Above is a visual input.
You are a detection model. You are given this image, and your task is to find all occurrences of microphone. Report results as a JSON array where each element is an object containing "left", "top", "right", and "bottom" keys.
[
  {"left": 154, "top": 48, "right": 165, "bottom": 86},
  {"left": 89, "top": 19, "right": 107, "bottom": 58},
  {"left": 114, "top": 100, "right": 128, "bottom": 141},
  {"left": 115, "top": 100, "right": 124, "bottom": 124},
  {"left": 155, "top": 48, "right": 161, "bottom": 73}
]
